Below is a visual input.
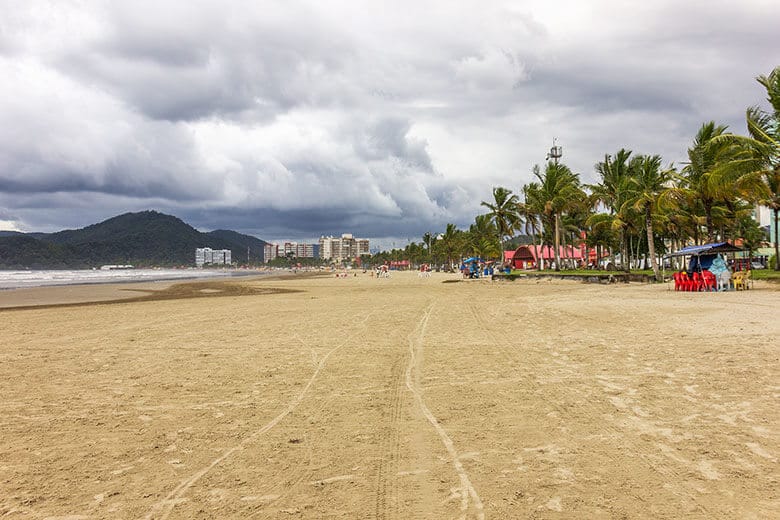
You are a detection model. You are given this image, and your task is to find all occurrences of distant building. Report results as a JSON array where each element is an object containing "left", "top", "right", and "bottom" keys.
[
  {"left": 263, "top": 243, "right": 279, "bottom": 263},
  {"left": 319, "top": 234, "right": 370, "bottom": 262},
  {"left": 283, "top": 242, "right": 318, "bottom": 258},
  {"left": 195, "top": 248, "right": 232, "bottom": 267}
]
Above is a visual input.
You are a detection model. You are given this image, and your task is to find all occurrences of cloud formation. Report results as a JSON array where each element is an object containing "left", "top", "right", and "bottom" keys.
[{"left": 1, "top": 1, "right": 778, "bottom": 246}]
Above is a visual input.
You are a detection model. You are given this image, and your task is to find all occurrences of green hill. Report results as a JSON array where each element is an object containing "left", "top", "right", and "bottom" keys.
[{"left": 0, "top": 211, "right": 268, "bottom": 268}]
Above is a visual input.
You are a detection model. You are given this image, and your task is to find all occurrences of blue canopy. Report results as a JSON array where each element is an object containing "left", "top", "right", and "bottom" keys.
[
  {"left": 665, "top": 242, "right": 743, "bottom": 258},
  {"left": 462, "top": 257, "right": 481, "bottom": 263}
]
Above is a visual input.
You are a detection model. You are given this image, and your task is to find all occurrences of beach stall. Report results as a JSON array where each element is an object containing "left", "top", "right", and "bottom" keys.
[{"left": 664, "top": 242, "right": 747, "bottom": 291}]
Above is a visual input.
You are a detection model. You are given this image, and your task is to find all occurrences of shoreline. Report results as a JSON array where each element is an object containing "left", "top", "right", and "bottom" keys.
[
  {"left": 0, "top": 270, "right": 319, "bottom": 310},
  {"left": 0, "top": 267, "right": 279, "bottom": 291}
]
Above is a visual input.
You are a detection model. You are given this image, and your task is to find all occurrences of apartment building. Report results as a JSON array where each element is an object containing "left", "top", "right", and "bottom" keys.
[
  {"left": 263, "top": 243, "right": 279, "bottom": 263},
  {"left": 319, "top": 234, "right": 370, "bottom": 262},
  {"left": 283, "top": 242, "right": 318, "bottom": 258},
  {"left": 195, "top": 248, "right": 232, "bottom": 267}
]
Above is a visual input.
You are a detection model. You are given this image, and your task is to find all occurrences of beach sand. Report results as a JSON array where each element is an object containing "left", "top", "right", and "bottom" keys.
[{"left": 0, "top": 272, "right": 778, "bottom": 519}]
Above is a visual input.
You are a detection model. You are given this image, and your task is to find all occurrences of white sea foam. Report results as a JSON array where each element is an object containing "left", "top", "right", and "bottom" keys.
[{"left": 0, "top": 269, "right": 255, "bottom": 290}]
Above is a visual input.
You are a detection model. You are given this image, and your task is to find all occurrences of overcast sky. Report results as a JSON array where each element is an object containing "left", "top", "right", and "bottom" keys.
[{"left": 1, "top": 1, "right": 777, "bottom": 248}]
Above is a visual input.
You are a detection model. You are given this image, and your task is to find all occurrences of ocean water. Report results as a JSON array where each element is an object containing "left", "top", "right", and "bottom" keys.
[{"left": 0, "top": 268, "right": 262, "bottom": 290}]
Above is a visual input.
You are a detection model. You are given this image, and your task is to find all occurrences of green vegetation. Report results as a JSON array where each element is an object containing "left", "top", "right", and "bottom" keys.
[
  {"left": 384, "top": 65, "right": 780, "bottom": 275},
  {"left": 750, "top": 269, "right": 780, "bottom": 281}
]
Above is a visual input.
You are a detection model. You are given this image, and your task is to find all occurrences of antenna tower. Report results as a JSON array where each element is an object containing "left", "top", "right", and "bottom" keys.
[{"left": 546, "top": 138, "right": 563, "bottom": 165}]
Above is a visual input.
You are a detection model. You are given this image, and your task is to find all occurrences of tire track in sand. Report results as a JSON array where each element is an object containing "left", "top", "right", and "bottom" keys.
[
  {"left": 373, "top": 351, "right": 405, "bottom": 520},
  {"left": 143, "top": 311, "right": 376, "bottom": 520},
  {"left": 406, "top": 302, "right": 485, "bottom": 520}
]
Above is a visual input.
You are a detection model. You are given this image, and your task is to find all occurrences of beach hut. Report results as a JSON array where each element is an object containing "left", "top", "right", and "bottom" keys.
[
  {"left": 389, "top": 260, "right": 410, "bottom": 270},
  {"left": 508, "top": 245, "right": 583, "bottom": 270}
]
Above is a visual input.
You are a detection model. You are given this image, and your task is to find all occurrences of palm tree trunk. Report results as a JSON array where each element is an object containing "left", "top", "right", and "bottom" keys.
[
  {"left": 620, "top": 228, "right": 629, "bottom": 273},
  {"left": 774, "top": 207, "right": 780, "bottom": 271},
  {"left": 705, "top": 200, "right": 714, "bottom": 243},
  {"left": 554, "top": 214, "right": 561, "bottom": 271},
  {"left": 646, "top": 204, "right": 659, "bottom": 280}
]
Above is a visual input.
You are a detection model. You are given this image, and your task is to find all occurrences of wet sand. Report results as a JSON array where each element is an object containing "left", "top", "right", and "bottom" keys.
[
  {"left": 0, "top": 281, "right": 178, "bottom": 309},
  {"left": 0, "top": 272, "right": 778, "bottom": 519}
]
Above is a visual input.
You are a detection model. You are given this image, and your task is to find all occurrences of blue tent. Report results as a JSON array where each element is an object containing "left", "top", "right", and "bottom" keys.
[
  {"left": 665, "top": 242, "right": 743, "bottom": 257},
  {"left": 664, "top": 242, "right": 744, "bottom": 277}
]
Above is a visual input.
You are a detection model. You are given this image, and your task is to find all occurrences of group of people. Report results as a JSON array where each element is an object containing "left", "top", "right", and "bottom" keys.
[{"left": 460, "top": 259, "right": 495, "bottom": 279}]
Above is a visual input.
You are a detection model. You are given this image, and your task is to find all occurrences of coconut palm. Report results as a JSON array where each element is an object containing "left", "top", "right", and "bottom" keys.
[
  {"left": 625, "top": 154, "right": 675, "bottom": 280},
  {"left": 467, "top": 214, "right": 499, "bottom": 258},
  {"left": 517, "top": 182, "right": 544, "bottom": 267},
  {"left": 533, "top": 162, "right": 583, "bottom": 271},
  {"left": 519, "top": 183, "right": 542, "bottom": 241},
  {"left": 711, "top": 66, "right": 780, "bottom": 269},
  {"left": 682, "top": 122, "right": 737, "bottom": 243},
  {"left": 437, "top": 223, "right": 463, "bottom": 271},
  {"left": 589, "top": 150, "right": 634, "bottom": 270},
  {"left": 481, "top": 187, "right": 521, "bottom": 261}
]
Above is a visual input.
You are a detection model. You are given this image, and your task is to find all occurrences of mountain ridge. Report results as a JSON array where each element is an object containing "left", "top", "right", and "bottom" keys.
[{"left": 0, "top": 210, "right": 269, "bottom": 269}]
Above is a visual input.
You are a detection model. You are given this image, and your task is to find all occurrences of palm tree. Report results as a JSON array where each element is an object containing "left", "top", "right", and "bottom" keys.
[
  {"left": 468, "top": 214, "right": 500, "bottom": 260},
  {"left": 589, "top": 150, "right": 634, "bottom": 270},
  {"left": 682, "top": 122, "right": 737, "bottom": 243},
  {"left": 533, "top": 162, "right": 583, "bottom": 271},
  {"left": 437, "top": 223, "right": 462, "bottom": 271},
  {"left": 712, "top": 66, "right": 780, "bottom": 270},
  {"left": 625, "top": 154, "right": 675, "bottom": 280},
  {"left": 422, "top": 232, "right": 439, "bottom": 264},
  {"left": 481, "top": 187, "right": 521, "bottom": 262},
  {"left": 517, "top": 182, "right": 544, "bottom": 267}
]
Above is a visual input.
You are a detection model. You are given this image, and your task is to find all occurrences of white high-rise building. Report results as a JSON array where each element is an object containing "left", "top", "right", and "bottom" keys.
[
  {"left": 263, "top": 243, "right": 278, "bottom": 263},
  {"left": 319, "top": 234, "right": 370, "bottom": 262},
  {"left": 195, "top": 248, "right": 232, "bottom": 267}
]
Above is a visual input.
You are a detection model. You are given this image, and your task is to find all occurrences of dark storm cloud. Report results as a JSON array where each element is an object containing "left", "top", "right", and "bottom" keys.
[
  {"left": 353, "top": 118, "right": 433, "bottom": 171},
  {"left": 519, "top": 59, "right": 695, "bottom": 115},
  {"left": 1, "top": 1, "right": 778, "bottom": 243},
  {"left": 179, "top": 205, "right": 449, "bottom": 244},
  {"left": 52, "top": 2, "right": 359, "bottom": 122}
]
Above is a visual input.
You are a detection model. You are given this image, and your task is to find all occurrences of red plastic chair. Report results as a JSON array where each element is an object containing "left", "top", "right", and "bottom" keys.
[
  {"left": 692, "top": 271, "right": 704, "bottom": 291},
  {"left": 673, "top": 272, "right": 683, "bottom": 291},
  {"left": 701, "top": 270, "right": 716, "bottom": 292},
  {"left": 679, "top": 272, "right": 693, "bottom": 291}
]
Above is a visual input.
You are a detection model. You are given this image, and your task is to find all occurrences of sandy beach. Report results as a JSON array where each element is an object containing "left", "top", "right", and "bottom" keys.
[{"left": 0, "top": 272, "right": 778, "bottom": 519}]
